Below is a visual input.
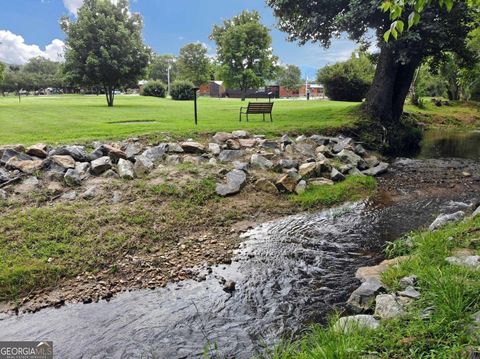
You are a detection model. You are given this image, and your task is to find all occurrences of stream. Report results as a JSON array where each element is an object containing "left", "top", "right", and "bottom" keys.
[{"left": 1, "top": 130, "right": 479, "bottom": 359}]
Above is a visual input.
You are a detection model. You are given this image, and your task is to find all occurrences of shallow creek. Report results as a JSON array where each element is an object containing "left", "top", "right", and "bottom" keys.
[{"left": 1, "top": 130, "right": 479, "bottom": 359}]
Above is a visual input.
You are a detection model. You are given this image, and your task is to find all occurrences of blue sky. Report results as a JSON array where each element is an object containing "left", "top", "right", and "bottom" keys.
[{"left": 0, "top": 0, "right": 359, "bottom": 79}]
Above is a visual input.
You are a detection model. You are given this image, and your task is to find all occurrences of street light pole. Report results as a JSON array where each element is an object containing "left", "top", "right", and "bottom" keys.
[
  {"left": 167, "top": 64, "right": 171, "bottom": 98},
  {"left": 192, "top": 87, "right": 200, "bottom": 126}
]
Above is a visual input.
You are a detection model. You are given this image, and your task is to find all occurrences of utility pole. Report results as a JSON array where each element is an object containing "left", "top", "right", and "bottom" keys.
[{"left": 167, "top": 64, "right": 172, "bottom": 98}]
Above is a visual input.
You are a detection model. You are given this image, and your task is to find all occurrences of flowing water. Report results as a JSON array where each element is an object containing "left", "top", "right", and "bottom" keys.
[{"left": 0, "top": 130, "right": 479, "bottom": 359}]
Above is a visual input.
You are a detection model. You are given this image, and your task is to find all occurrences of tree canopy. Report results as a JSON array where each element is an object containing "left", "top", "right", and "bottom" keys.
[
  {"left": 277, "top": 64, "right": 302, "bottom": 95},
  {"left": 210, "top": 10, "right": 277, "bottom": 100},
  {"left": 177, "top": 43, "right": 211, "bottom": 87},
  {"left": 0, "top": 62, "right": 5, "bottom": 86},
  {"left": 148, "top": 54, "right": 177, "bottom": 84},
  {"left": 61, "top": 0, "right": 150, "bottom": 106}
]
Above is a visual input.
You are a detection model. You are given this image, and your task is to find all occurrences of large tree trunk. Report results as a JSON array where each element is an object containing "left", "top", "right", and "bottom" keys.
[{"left": 364, "top": 44, "right": 421, "bottom": 126}]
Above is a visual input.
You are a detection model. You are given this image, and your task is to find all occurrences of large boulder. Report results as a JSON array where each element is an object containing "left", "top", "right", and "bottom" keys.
[
  {"left": 276, "top": 172, "right": 301, "bottom": 193},
  {"left": 374, "top": 294, "right": 405, "bottom": 319},
  {"left": 250, "top": 154, "right": 273, "bottom": 170},
  {"left": 133, "top": 155, "right": 154, "bottom": 177},
  {"left": 26, "top": 144, "right": 48, "bottom": 159},
  {"left": 333, "top": 315, "right": 380, "bottom": 334},
  {"left": 218, "top": 150, "right": 244, "bottom": 163},
  {"left": 180, "top": 141, "right": 205, "bottom": 154},
  {"left": 117, "top": 159, "right": 135, "bottom": 180},
  {"left": 429, "top": 211, "right": 465, "bottom": 231},
  {"left": 347, "top": 278, "right": 385, "bottom": 314},
  {"left": 216, "top": 169, "right": 247, "bottom": 196},
  {"left": 51, "top": 145, "right": 89, "bottom": 162},
  {"left": 90, "top": 156, "right": 112, "bottom": 175},
  {"left": 124, "top": 142, "right": 142, "bottom": 160},
  {"left": 337, "top": 149, "right": 367, "bottom": 170}
]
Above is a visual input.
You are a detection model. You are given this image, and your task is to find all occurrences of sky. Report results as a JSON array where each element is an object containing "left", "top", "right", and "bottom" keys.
[{"left": 0, "top": 0, "right": 360, "bottom": 79}]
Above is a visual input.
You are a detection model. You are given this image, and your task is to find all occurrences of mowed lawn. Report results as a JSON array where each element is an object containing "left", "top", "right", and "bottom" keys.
[{"left": 0, "top": 95, "right": 358, "bottom": 145}]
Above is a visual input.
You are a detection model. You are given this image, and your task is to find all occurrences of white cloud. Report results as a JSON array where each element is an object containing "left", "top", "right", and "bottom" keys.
[
  {"left": 0, "top": 30, "right": 65, "bottom": 64},
  {"left": 62, "top": 0, "right": 85, "bottom": 15}
]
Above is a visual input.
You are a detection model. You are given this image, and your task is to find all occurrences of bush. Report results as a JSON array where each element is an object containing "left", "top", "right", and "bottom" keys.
[
  {"left": 170, "top": 80, "right": 195, "bottom": 100},
  {"left": 140, "top": 80, "right": 166, "bottom": 98},
  {"left": 317, "top": 52, "right": 375, "bottom": 102}
]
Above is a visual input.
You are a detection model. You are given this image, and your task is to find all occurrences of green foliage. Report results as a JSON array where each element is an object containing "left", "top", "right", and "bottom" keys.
[
  {"left": 177, "top": 43, "right": 211, "bottom": 87},
  {"left": 277, "top": 64, "right": 302, "bottom": 94},
  {"left": 291, "top": 176, "right": 377, "bottom": 209},
  {"left": 170, "top": 80, "right": 195, "bottom": 100},
  {"left": 61, "top": 0, "right": 150, "bottom": 106},
  {"left": 210, "top": 10, "right": 277, "bottom": 99},
  {"left": 140, "top": 80, "right": 166, "bottom": 98},
  {"left": 148, "top": 54, "right": 177, "bottom": 84},
  {"left": 0, "top": 62, "right": 5, "bottom": 85},
  {"left": 317, "top": 52, "right": 375, "bottom": 102}
]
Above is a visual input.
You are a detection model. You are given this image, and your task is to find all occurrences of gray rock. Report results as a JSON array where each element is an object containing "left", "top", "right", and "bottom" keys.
[
  {"left": 255, "top": 178, "right": 278, "bottom": 194},
  {"left": 216, "top": 169, "right": 247, "bottom": 196},
  {"left": 112, "top": 191, "right": 122, "bottom": 204},
  {"left": 472, "top": 206, "right": 480, "bottom": 218},
  {"left": 208, "top": 143, "right": 221, "bottom": 155},
  {"left": 353, "top": 144, "right": 367, "bottom": 156},
  {"left": 1, "top": 149, "right": 32, "bottom": 165},
  {"left": 250, "top": 154, "right": 273, "bottom": 170},
  {"left": 276, "top": 172, "right": 301, "bottom": 193},
  {"left": 362, "top": 162, "right": 389, "bottom": 176},
  {"left": 49, "top": 155, "right": 76, "bottom": 170},
  {"left": 124, "top": 142, "right": 142, "bottom": 160},
  {"left": 333, "top": 137, "right": 353, "bottom": 153},
  {"left": 234, "top": 161, "right": 249, "bottom": 172},
  {"left": 446, "top": 255, "right": 480, "bottom": 269},
  {"left": 397, "top": 286, "right": 421, "bottom": 300},
  {"left": 374, "top": 294, "right": 405, "bottom": 319},
  {"left": 347, "top": 278, "right": 385, "bottom": 313},
  {"left": 61, "top": 191, "right": 77, "bottom": 201},
  {"left": 180, "top": 141, "right": 205, "bottom": 153},
  {"left": 399, "top": 275, "right": 418, "bottom": 289},
  {"left": 0, "top": 189, "right": 8, "bottom": 200},
  {"left": 331, "top": 168, "right": 346, "bottom": 182},
  {"left": 117, "top": 158, "right": 135, "bottom": 180},
  {"left": 14, "top": 176, "right": 39, "bottom": 194},
  {"left": 295, "top": 180, "right": 307, "bottom": 194},
  {"left": 81, "top": 186, "right": 97, "bottom": 200},
  {"left": 64, "top": 169, "right": 82, "bottom": 187},
  {"left": 468, "top": 311, "right": 480, "bottom": 338},
  {"left": 167, "top": 143, "right": 184, "bottom": 153},
  {"left": 88, "top": 147, "right": 105, "bottom": 162},
  {"left": 299, "top": 162, "right": 320, "bottom": 178},
  {"left": 309, "top": 178, "right": 335, "bottom": 186},
  {"left": 295, "top": 135, "right": 307, "bottom": 142},
  {"left": 337, "top": 149, "right": 367, "bottom": 169},
  {"left": 295, "top": 143, "right": 316, "bottom": 157},
  {"left": 232, "top": 130, "right": 249, "bottom": 139},
  {"left": 75, "top": 162, "right": 90, "bottom": 180},
  {"left": 133, "top": 155, "right": 154, "bottom": 177},
  {"left": 278, "top": 159, "right": 298, "bottom": 170},
  {"left": 310, "top": 135, "right": 330, "bottom": 145},
  {"left": 142, "top": 144, "right": 168, "bottom": 162},
  {"left": 102, "top": 169, "right": 119, "bottom": 178},
  {"left": 429, "top": 211, "right": 465, "bottom": 231},
  {"left": 51, "top": 145, "right": 90, "bottom": 162},
  {"left": 280, "top": 134, "right": 293, "bottom": 145},
  {"left": 260, "top": 140, "right": 278, "bottom": 149},
  {"left": 6, "top": 157, "right": 43, "bottom": 174},
  {"left": 90, "top": 156, "right": 112, "bottom": 175},
  {"left": 218, "top": 150, "right": 244, "bottom": 163},
  {"left": 166, "top": 155, "right": 182, "bottom": 165},
  {"left": 183, "top": 155, "right": 205, "bottom": 165},
  {"left": 333, "top": 315, "right": 380, "bottom": 334},
  {"left": 365, "top": 156, "right": 380, "bottom": 168},
  {"left": 26, "top": 144, "right": 48, "bottom": 158},
  {"left": 0, "top": 168, "right": 10, "bottom": 184}
]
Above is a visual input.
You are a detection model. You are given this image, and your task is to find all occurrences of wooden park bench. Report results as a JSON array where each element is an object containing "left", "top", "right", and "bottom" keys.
[{"left": 239, "top": 102, "right": 274, "bottom": 122}]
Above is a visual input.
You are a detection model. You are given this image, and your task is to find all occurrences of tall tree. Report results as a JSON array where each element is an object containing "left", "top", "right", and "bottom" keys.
[
  {"left": 61, "top": 0, "right": 150, "bottom": 106},
  {"left": 210, "top": 10, "right": 277, "bottom": 100},
  {"left": 277, "top": 64, "right": 302, "bottom": 96},
  {"left": 267, "top": 1, "right": 476, "bottom": 129},
  {"left": 148, "top": 54, "right": 177, "bottom": 84},
  {"left": 0, "top": 62, "right": 5, "bottom": 87},
  {"left": 177, "top": 43, "right": 211, "bottom": 87}
]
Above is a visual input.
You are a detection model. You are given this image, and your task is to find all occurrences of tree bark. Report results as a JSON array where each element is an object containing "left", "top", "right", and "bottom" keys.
[
  {"left": 104, "top": 86, "right": 115, "bottom": 107},
  {"left": 364, "top": 44, "right": 421, "bottom": 126}
]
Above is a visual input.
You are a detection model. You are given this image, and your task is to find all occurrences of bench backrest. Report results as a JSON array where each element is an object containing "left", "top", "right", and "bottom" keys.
[{"left": 247, "top": 102, "right": 274, "bottom": 114}]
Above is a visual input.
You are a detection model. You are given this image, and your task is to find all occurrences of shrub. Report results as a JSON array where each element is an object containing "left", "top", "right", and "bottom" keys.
[
  {"left": 317, "top": 51, "right": 375, "bottom": 102},
  {"left": 170, "top": 80, "right": 195, "bottom": 100},
  {"left": 140, "top": 80, "right": 166, "bottom": 98}
]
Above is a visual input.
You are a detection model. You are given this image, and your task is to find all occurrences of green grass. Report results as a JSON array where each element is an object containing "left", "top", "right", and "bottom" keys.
[
  {"left": 291, "top": 176, "right": 377, "bottom": 209},
  {"left": 268, "top": 215, "right": 480, "bottom": 358},
  {"left": 405, "top": 100, "right": 480, "bottom": 128},
  {"left": 0, "top": 95, "right": 357, "bottom": 145}
]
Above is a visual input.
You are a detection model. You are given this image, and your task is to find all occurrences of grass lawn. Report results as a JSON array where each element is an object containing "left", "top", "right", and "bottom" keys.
[{"left": 0, "top": 95, "right": 357, "bottom": 145}]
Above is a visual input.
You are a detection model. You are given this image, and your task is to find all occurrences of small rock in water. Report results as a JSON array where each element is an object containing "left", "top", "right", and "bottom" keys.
[
  {"left": 347, "top": 278, "right": 385, "bottom": 314},
  {"left": 223, "top": 280, "right": 236, "bottom": 293}
]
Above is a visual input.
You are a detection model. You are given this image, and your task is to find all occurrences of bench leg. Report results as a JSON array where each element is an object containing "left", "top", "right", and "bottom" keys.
[
  {"left": 239, "top": 112, "right": 242, "bottom": 122},
  {"left": 246, "top": 114, "right": 249, "bottom": 122},
  {"left": 270, "top": 113, "right": 273, "bottom": 122},
  {"left": 263, "top": 113, "right": 265, "bottom": 122}
]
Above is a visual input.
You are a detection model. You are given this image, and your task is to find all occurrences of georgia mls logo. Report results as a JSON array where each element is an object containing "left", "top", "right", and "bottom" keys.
[{"left": 0, "top": 341, "right": 53, "bottom": 359}]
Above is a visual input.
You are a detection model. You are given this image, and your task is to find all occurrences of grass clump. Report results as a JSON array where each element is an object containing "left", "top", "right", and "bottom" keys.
[
  {"left": 268, "top": 215, "right": 480, "bottom": 358},
  {"left": 291, "top": 176, "right": 377, "bottom": 209}
]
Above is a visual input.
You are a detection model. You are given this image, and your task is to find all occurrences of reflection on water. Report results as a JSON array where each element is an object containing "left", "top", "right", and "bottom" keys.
[{"left": 419, "top": 130, "right": 480, "bottom": 160}]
